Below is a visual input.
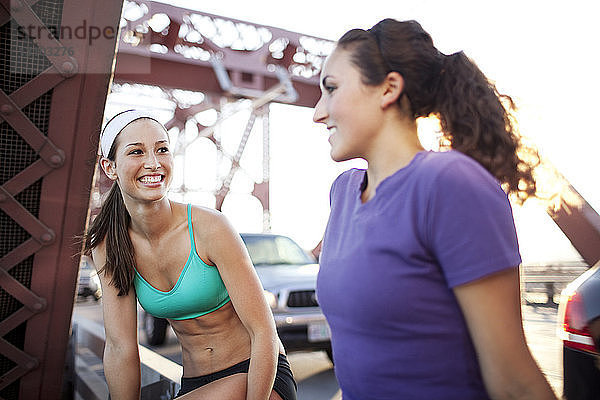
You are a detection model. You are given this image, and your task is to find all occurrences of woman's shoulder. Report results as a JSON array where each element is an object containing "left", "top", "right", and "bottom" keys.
[
  {"left": 332, "top": 168, "right": 365, "bottom": 189},
  {"left": 329, "top": 168, "right": 365, "bottom": 200},
  {"left": 419, "top": 150, "right": 498, "bottom": 185},
  {"left": 188, "top": 203, "right": 226, "bottom": 222},
  {"left": 186, "top": 203, "right": 232, "bottom": 237},
  {"left": 185, "top": 204, "right": 241, "bottom": 261},
  {"left": 419, "top": 149, "right": 482, "bottom": 172}
]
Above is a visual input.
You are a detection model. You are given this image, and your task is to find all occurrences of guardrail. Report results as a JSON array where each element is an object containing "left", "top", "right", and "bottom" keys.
[
  {"left": 521, "top": 263, "right": 589, "bottom": 305},
  {"left": 69, "top": 314, "right": 182, "bottom": 399}
]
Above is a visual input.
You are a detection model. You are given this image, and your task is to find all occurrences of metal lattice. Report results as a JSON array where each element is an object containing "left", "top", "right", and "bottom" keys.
[{"left": 0, "top": 0, "right": 70, "bottom": 397}]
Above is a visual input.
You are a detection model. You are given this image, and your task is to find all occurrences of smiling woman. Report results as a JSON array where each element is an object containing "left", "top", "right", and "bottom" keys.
[
  {"left": 105, "top": 118, "right": 172, "bottom": 203},
  {"left": 313, "top": 19, "right": 556, "bottom": 400},
  {"left": 87, "top": 110, "right": 167, "bottom": 295},
  {"left": 82, "top": 110, "right": 297, "bottom": 400}
]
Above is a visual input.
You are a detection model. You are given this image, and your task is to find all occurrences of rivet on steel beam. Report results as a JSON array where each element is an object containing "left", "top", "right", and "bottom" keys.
[
  {"left": 40, "top": 230, "right": 55, "bottom": 244},
  {"left": 49, "top": 154, "right": 64, "bottom": 167},
  {"left": 0, "top": 104, "right": 14, "bottom": 115},
  {"left": 60, "top": 60, "right": 78, "bottom": 77},
  {"left": 32, "top": 302, "right": 45, "bottom": 312},
  {"left": 26, "top": 359, "right": 39, "bottom": 370},
  {"left": 29, "top": 298, "right": 47, "bottom": 313}
]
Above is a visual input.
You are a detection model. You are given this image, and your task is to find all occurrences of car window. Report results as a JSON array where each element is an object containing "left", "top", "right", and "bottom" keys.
[{"left": 241, "top": 235, "right": 314, "bottom": 266}]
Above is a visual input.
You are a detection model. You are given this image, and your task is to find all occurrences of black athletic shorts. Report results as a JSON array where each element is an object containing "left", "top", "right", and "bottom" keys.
[{"left": 175, "top": 353, "right": 297, "bottom": 400}]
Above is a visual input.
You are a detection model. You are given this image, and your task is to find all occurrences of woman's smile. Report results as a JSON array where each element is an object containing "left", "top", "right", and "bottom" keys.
[{"left": 138, "top": 174, "right": 165, "bottom": 187}]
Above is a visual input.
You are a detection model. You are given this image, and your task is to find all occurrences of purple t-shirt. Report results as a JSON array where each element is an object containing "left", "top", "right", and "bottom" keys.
[{"left": 317, "top": 150, "right": 521, "bottom": 400}]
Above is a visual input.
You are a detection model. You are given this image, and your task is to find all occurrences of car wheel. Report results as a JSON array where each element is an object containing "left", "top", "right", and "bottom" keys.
[{"left": 143, "top": 313, "right": 168, "bottom": 346}]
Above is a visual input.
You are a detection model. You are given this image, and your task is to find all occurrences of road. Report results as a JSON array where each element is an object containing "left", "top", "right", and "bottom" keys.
[
  {"left": 73, "top": 299, "right": 562, "bottom": 399},
  {"left": 522, "top": 302, "right": 563, "bottom": 396}
]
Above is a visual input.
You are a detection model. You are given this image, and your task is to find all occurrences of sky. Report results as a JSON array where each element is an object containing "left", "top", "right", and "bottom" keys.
[{"left": 108, "top": 0, "right": 600, "bottom": 264}]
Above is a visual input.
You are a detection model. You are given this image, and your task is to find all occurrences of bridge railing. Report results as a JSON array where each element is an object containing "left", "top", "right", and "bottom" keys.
[
  {"left": 69, "top": 314, "right": 182, "bottom": 400},
  {"left": 521, "top": 263, "right": 589, "bottom": 305}
]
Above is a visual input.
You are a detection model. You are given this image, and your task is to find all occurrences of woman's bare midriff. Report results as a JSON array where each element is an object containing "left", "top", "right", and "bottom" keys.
[{"left": 169, "top": 301, "right": 284, "bottom": 378}]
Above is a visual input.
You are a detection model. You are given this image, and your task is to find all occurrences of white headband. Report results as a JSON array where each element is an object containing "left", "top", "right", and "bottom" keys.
[{"left": 100, "top": 110, "right": 160, "bottom": 157}]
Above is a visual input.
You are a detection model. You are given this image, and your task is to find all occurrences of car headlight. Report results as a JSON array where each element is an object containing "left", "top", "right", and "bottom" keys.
[{"left": 263, "top": 290, "right": 278, "bottom": 309}]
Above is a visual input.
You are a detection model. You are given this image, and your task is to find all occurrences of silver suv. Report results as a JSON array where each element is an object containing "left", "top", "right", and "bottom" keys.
[{"left": 142, "top": 233, "right": 332, "bottom": 360}]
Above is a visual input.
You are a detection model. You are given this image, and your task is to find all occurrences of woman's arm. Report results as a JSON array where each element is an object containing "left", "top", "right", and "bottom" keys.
[
  {"left": 453, "top": 267, "right": 557, "bottom": 400},
  {"left": 92, "top": 244, "right": 141, "bottom": 400},
  {"left": 203, "top": 210, "right": 279, "bottom": 400}
]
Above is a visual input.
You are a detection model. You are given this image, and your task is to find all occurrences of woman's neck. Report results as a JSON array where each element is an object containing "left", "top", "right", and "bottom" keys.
[
  {"left": 124, "top": 198, "right": 175, "bottom": 240},
  {"left": 361, "top": 118, "right": 423, "bottom": 203}
]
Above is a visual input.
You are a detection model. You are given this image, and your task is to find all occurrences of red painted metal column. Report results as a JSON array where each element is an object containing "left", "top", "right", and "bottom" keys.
[
  {"left": 0, "top": 0, "right": 123, "bottom": 398},
  {"left": 21, "top": 0, "right": 123, "bottom": 392}
]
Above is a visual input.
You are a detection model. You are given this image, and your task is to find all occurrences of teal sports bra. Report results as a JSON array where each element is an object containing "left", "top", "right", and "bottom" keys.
[{"left": 133, "top": 204, "right": 231, "bottom": 320}]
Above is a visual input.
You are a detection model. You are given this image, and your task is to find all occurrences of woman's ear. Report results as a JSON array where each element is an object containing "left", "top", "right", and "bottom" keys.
[
  {"left": 381, "top": 71, "right": 404, "bottom": 109},
  {"left": 100, "top": 158, "right": 118, "bottom": 181}
]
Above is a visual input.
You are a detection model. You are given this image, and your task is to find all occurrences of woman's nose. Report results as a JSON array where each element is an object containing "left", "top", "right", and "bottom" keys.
[
  {"left": 313, "top": 96, "right": 327, "bottom": 124},
  {"left": 144, "top": 153, "right": 161, "bottom": 169}
]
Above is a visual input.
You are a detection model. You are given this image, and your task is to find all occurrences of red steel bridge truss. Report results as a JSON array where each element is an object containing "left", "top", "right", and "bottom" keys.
[{"left": 96, "top": 0, "right": 334, "bottom": 231}]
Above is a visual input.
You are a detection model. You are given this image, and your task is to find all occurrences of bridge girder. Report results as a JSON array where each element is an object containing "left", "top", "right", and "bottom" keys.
[
  {"left": 107, "top": 0, "right": 334, "bottom": 217},
  {"left": 113, "top": 0, "right": 332, "bottom": 108}
]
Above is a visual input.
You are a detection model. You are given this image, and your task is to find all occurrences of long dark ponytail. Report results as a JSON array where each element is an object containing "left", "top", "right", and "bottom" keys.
[
  {"left": 338, "top": 19, "right": 538, "bottom": 202},
  {"left": 83, "top": 147, "right": 136, "bottom": 296}
]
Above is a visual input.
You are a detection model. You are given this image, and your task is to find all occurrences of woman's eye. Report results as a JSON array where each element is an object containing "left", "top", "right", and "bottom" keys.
[
  {"left": 128, "top": 149, "right": 142, "bottom": 155},
  {"left": 158, "top": 147, "right": 170, "bottom": 153},
  {"left": 325, "top": 85, "right": 336, "bottom": 94}
]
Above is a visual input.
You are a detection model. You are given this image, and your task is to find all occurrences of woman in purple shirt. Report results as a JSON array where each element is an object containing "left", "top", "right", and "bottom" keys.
[{"left": 313, "top": 19, "right": 556, "bottom": 399}]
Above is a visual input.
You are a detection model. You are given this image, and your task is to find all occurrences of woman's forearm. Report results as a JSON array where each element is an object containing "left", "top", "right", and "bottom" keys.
[
  {"left": 454, "top": 269, "right": 557, "bottom": 400},
  {"left": 486, "top": 372, "right": 557, "bottom": 399},
  {"left": 104, "top": 344, "right": 141, "bottom": 400},
  {"left": 246, "top": 331, "right": 279, "bottom": 400}
]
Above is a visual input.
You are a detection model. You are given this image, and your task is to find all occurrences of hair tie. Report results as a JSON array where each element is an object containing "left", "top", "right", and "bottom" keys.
[{"left": 100, "top": 110, "right": 160, "bottom": 157}]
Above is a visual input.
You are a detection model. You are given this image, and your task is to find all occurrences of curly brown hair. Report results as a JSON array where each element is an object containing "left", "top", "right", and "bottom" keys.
[{"left": 338, "top": 19, "right": 538, "bottom": 202}]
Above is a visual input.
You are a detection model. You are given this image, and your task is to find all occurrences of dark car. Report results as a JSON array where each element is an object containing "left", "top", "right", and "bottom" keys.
[
  {"left": 557, "top": 262, "right": 600, "bottom": 399},
  {"left": 141, "top": 233, "right": 332, "bottom": 360}
]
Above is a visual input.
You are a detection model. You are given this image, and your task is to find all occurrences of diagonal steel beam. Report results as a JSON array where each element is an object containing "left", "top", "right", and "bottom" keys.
[
  {"left": 6, "top": 0, "right": 78, "bottom": 76},
  {"left": 548, "top": 184, "right": 600, "bottom": 266},
  {"left": 0, "top": 68, "right": 66, "bottom": 124},
  {"left": 0, "top": 91, "right": 65, "bottom": 168},
  {"left": 0, "top": 187, "right": 55, "bottom": 245},
  {"left": 0, "top": 0, "right": 42, "bottom": 25}
]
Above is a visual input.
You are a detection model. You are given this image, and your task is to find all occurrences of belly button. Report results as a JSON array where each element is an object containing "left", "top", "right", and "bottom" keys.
[{"left": 205, "top": 347, "right": 213, "bottom": 352}]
